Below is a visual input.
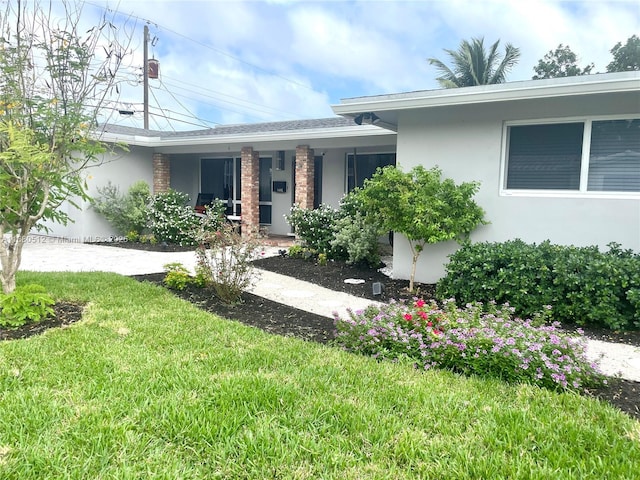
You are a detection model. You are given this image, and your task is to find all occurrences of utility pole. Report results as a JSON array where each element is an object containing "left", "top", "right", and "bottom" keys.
[{"left": 143, "top": 24, "right": 149, "bottom": 129}]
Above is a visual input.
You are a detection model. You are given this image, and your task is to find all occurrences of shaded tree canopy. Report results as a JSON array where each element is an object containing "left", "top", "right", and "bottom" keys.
[
  {"left": 607, "top": 35, "right": 640, "bottom": 72},
  {"left": 532, "top": 44, "right": 594, "bottom": 79},
  {"left": 428, "top": 37, "right": 520, "bottom": 88}
]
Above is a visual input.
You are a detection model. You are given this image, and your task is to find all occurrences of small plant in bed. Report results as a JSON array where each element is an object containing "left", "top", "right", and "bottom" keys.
[
  {"left": 334, "top": 298, "right": 606, "bottom": 392},
  {"left": 0, "top": 284, "right": 55, "bottom": 328},
  {"left": 192, "top": 208, "right": 261, "bottom": 304}
]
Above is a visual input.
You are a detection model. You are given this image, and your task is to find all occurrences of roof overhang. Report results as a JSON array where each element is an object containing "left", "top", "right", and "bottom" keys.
[
  {"left": 95, "top": 122, "right": 394, "bottom": 149},
  {"left": 332, "top": 72, "right": 640, "bottom": 130}
]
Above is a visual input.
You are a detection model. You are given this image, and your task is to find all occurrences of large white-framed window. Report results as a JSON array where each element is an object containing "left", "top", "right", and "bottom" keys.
[{"left": 502, "top": 116, "right": 640, "bottom": 197}]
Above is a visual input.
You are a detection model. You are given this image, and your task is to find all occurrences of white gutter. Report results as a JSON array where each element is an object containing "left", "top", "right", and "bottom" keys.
[
  {"left": 96, "top": 124, "right": 394, "bottom": 147},
  {"left": 332, "top": 73, "right": 640, "bottom": 114}
]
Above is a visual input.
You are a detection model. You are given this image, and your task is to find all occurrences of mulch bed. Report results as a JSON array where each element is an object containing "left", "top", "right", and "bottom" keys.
[{"left": 2, "top": 246, "right": 638, "bottom": 421}]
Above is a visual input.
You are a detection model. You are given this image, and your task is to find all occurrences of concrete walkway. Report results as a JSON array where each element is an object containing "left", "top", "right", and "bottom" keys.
[{"left": 15, "top": 237, "right": 640, "bottom": 382}]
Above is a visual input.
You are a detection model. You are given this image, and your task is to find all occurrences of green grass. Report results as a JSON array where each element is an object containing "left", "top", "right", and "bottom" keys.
[{"left": 0, "top": 272, "right": 638, "bottom": 479}]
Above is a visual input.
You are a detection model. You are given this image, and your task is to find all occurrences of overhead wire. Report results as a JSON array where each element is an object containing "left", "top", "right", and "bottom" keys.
[{"left": 83, "top": 0, "right": 318, "bottom": 130}]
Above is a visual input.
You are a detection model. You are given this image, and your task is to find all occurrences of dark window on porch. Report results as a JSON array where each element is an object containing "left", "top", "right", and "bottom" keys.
[
  {"left": 259, "top": 157, "right": 272, "bottom": 224},
  {"left": 347, "top": 153, "right": 396, "bottom": 191},
  {"left": 201, "top": 158, "right": 234, "bottom": 201}
]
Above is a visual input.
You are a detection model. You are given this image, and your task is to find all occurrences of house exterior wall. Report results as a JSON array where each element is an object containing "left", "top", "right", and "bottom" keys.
[
  {"left": 169, "top": 154, "right": 200, "bottom": 203},
  {"left": 393, "top": 92, "right": 640, "bottom": 284},
  {"left": 321, "top": 149, "right": 346, "bottom": 208},
  {"left": 41, "top": 145, "right": 153, "bottom": 240}
]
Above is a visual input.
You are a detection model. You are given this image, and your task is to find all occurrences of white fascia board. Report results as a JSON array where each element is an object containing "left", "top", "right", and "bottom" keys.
[
  {"left": 332, "top": 73, "right": 640, "bottom": 115},
  {"left": 95, "top": 124, "right": 393, "bottom": 147}
]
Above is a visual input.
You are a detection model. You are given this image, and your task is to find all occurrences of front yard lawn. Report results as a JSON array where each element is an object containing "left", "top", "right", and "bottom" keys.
[{"left": 0, "top": 272, "right": 638, "bottom": 479}]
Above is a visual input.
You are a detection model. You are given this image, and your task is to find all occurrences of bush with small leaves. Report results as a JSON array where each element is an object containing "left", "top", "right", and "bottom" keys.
[
  {"left": 437, "top": 240, "right": 640, "bottom": 331},
  {"left": 0, "top": 284, "right": 55, "bottom": 328},
  {"left": 331, "top": 212, "right": 381, "bottom": 267},
  {"left": 91, "top": 181, "right": 151, "bottom": 235},
  {"left": 287, "top": 245, "right": 304, "bottom": 258}
]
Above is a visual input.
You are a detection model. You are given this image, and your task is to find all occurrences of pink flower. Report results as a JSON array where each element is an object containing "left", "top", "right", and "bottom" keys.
[
  {"left": 414, "top": 299, "right": 426, "bottom": 308},
  {"left": 403, "top": 313, "right": 413, "bottom": 321},
  {"left": 418, "top": 311, "right": 428, "bottom": 320}
]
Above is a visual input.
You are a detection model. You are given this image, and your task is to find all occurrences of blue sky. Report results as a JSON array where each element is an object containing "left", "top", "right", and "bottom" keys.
[{"left": 70, "top": 0, "right": 639, "bottom": 131}]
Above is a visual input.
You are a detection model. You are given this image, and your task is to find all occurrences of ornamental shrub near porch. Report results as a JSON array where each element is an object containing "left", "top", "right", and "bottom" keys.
[{"left": 333, "top": 299, "right": 606, "bottom": 392}]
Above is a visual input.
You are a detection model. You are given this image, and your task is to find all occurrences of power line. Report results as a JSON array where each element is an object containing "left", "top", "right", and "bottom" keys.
[
  {"left": 157, "top": 78, "right": 298, "bottom": 120},
  {"left": 85, "top": 1, "right": 315, "bottom": 92}
]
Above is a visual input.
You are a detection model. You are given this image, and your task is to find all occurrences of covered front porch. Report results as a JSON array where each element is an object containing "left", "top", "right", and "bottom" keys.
[{"left": 146, "top": 118, "right": 397, "bottom": 237}]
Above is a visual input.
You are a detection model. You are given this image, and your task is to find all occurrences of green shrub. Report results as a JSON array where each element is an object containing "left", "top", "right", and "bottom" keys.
[
  {"left": 149, "top": 189, "right": 200, "bottom": 246},
  {"left": 91, "top": 181, "right": 151, "bottom": 235},
  {"left": 126, "top": 231, "right": 140, "bottom": 243},
  {"left": 437, "top": 240, "right": 640, "bottom": 331},
  {"left": 286, "top": 191, "right": 384, "bottom": 266},
  {"left": 163, "top": 263, "right": 192, "bottom": 291},
  {"left": 334, "top": 298, "right": 604, "bottom": 392},
  {"left": 331, "top": 212, "right": 381, "bottom": 267},
  {"left": 330, "top": 191, "right": 383, "bottom": 267},
  {"left": 0, "top": 284, "right": 55, "bottom": 328},
  {"left": 287, "top": 245, "right": 305, "bottom": 258}
]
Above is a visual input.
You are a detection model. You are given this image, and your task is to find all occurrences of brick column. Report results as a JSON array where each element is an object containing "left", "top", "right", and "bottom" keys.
[
  {"left": 240, "top": 146, "right": 260, "bottom": 238},
  {"left": 152, "top": 153, "right": 171, "bottom": 194},
  {"left": 295, "top": 145, "right": 314, "bottom": 210}
]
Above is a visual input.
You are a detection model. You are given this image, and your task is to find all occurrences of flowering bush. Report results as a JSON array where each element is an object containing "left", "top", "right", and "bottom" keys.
[
  {"left": 286, "top": 203, "right": 342, "bottom": 257},
  {"left": 149, "top": 189, "right": 201, "bottom": 245},
  {"left": 334, "top": 299, "right": 606, "bottom": 392}
]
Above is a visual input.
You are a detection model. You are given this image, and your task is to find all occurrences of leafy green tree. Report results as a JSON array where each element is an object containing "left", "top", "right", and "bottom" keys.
[
  {"left": 0, "top": 0, "right": 132, "bottom": 293},
  {"left": 532, "top": 44, "right": 594, "bottom": 79},
  {"left": 607, "top": 35, "right": 640, "bottom": 72},
  {"left": 355, "top": 165, "right": 487, "bottom": 292},
  {"left": 428, "top": 37, "right": 520, "bottom": 88}
]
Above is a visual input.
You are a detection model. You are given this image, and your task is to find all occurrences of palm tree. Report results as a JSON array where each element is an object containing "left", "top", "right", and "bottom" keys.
[{"left": 428, "top": 37, "right": 521, "bottom": 88}]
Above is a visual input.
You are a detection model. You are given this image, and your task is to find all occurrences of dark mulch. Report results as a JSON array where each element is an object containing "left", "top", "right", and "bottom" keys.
[
  {"left": 0, "top": 302, "right": 85, "bottom": 341},
  {"left": 2, "top": 250, "right": 638, "bottom": 421}
]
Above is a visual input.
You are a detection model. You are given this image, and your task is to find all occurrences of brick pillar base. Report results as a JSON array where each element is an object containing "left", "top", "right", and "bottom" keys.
[
  {"left": 240, "top": 146, "right": 259, "bottom": 238},
  {"left": 153, "top": 153, "right": 171, "bottom": 194},
  {"left": 295, "top": 145, "right": 314, "bottom": 209}
]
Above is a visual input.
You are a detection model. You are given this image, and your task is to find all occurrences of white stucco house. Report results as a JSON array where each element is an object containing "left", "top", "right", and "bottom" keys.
[
  {"left": 333, "top": 71, "right": 639, "bottom": 282},
  {"left": 47, "top": 71, "right": 639, "bottom": 284}
]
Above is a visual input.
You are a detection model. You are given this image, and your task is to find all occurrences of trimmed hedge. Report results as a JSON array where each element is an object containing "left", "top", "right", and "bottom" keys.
[{"left": 436, "top": 240, "right": 640, "bottom": 331}]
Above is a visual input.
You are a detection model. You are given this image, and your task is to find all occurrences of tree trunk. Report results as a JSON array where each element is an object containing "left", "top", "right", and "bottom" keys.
[
  {"left": 0, "top": 231, "right": 25, "bottom": 294},
  {"left": 409, "top": 246, "right": 419, "bottom": 293}
]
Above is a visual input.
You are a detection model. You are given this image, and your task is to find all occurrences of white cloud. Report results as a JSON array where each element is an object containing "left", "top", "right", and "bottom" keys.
[{"left": 62, "top": 0, "right": 640, "bottom": 130}]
